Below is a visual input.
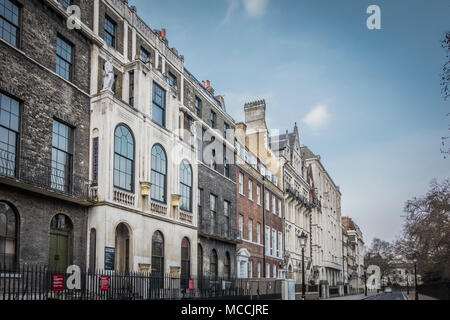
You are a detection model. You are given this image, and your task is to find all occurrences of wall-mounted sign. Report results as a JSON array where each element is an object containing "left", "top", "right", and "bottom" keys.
[
  {"left": 104, "top": 247, "right": 115, "bottom": 271},
  {"left": 52, "top": 274, "right": 65, "bottom": 292},
  {"left": 100, "top": 275, "right": 110, "bottom": 291},
  {"left": 188, "top": 279, "right": 194, "bottom": 291}
]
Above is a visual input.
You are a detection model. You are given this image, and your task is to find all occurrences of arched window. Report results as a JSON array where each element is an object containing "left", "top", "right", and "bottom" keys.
[
  {"left": 224, "top": 252, "right": 231, "bottom": 280},
  {"left": 210, "top": 249, "right": 218, "bottom": 279},
  {"left": 179, "top": 160, "right": 192, "bottom": 212},
  {"left": 181, "top": 237, "right": 190, "bottom": 288},
  {"left": 151, "top": 231, "right": 164, "bottom": 275},
  {"left": 49, "top": 214, "right": 73, "bottom": 271},
  {"left": 151, "top": 144, "right": 167, "bottom": 203},
  {"left": 114, "top": 124, "right": 135, "bottom": 192},
  {"left": 0, "top": 202, "right": 18, "bottom": 271}
]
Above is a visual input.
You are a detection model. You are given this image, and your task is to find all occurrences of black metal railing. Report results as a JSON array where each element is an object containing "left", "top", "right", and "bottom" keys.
[
  {"left": 198, "top": 219, "right": 239, "bottom": 241},
  {"left": 0, "top": 147, "right": 93, "bottom": 201},
  {"left": 0, "top": 265, "right": 282, "bottom": 301}
]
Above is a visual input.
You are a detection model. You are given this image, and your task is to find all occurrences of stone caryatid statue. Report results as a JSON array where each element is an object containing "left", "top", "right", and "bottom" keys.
[{"left": 102, "top": 57, "right": 115, "bottom": 92}]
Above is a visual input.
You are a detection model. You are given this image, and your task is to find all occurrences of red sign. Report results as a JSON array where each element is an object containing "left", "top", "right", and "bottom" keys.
[
  {"left": 188, "top": 279, "right": 194, "bottom": 291},
  {"left": 100, "top": 275, "right": 110, "bottom": 291},
  {"left": 52, "top": 274, "right": 65, "bottom": 292}
]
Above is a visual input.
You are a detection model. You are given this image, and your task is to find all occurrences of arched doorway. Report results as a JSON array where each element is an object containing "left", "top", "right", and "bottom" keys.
[
  {"left": 0, "top": 201, "right": 19, "bottom": 271},
  {"left": 181, "top": 237, "right": 190, "bottom": 289},
  {"left": 115, "top": 223, "right": 131, "bottom": 272},
  {"left": 49, "top": 214, "right": 73, "bottom": 271}
]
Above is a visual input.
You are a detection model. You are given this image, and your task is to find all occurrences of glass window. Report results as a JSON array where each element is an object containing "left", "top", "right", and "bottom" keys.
[
  {"left": 257, "top": 262, "right": 261, "bottom": 278},
  {"left": 168, "top": 72, "right": 176, "bottom": 87},
  {"left": 51, "top": 120, "right": 73, "bottom": 193},
  {"left": 248, "top": 180, "right": 253, "bottom": 200},
  {"left": 278, "top": 200, "right": 282, "bottom": 217},
  {"left": 113, "top": 124, "right": 134, "bottom": 192},
  {"left": 210, "top": 111, "right": 216, "bottom": 128},
  {"left": 128, "top": 70, "right": 134, "bottom": 106},
  {"left": 140, "top": 47, "right": 149, "bottom": 63},
  {"left": 256, "top": 186, "right": 261, "bottom": 205},
  {"left": 0, "top": 201, "right": 18, "bottom": 271},
  {"left": 210, "top": 194, "right": 217, "bottom": 232},
  {"left": 248, "top": 260, "right": 253, "bottom": 279},
  {"left": 224, "top": 252, "right": 231, "bottom": 280},
  {"left": 151, "top": 231, "right": 164, "bottom": 275},
  {"left": 0, "top": 0, "right": 20, "bottom": 47},
  {"left": 224, "top": 200, "right": 230, "bottom": 236},
  {"left": 194, "top": 97, "right": 201, "bottom": 117},
  {"left": 223, "top": 122, "right": 229, "bottom": 139},
  {"left": 210, "top": 250, "right": 218, "bottom": 279},
  {"left": 239, "top": 214, "right": 243, "bottom": 239},
  {"left": 257, "top": 223, "right": 261, "bottom": 244},
  {"left": 181, "top": 237, "right": 190, "bottom": 288},
  {"left": 59, "top": 0, "right": 71, "bottom": 8},
  {"left": 0, "top": 93, "right": 19, "bottom": 178},
  {"left": 239, "top": 173, "right": 244, "bottom": 195},
  {"left": 179, "top": 160, "right": 192, "bottom": 212},
  {"left": 152, "top": 82, "right": 166, "bottom": 127},
  {"left": 272, "top": 196, "right": 276, "bottom": 215},
  {"left": 265, "top": 191, "right": 270, "bottom": 211},
  {"left": 151, "top": 144, "right": 167, "bottom": 203},
  {"left": 248, "top": 218, "right": 253, "bottom": 242},
  {"left": 56, "top": 36, "right": 72, "bottom": 81},
  {"left": 104, "top": 15, "right": 115, "bottom": 47}
]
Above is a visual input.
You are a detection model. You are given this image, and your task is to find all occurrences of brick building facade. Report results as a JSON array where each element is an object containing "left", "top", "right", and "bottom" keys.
[{"left": 0, "top": 0, "right": 93, "bottom": 271}]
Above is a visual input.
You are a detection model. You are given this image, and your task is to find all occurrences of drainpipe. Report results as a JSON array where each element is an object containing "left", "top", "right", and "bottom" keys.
[{"left": 262, "top": 176, "right": 266, "bottom": 278}]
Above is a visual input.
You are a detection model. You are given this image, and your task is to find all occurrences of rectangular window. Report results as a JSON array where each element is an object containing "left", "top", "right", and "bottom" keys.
[
  {"left": 140, "top": 47, "right": 149, "bottom": 63},
  {"left": 273, "top": 265, "right": 277, "bottom": 279},
  {"left": 224, "top": 200, "right": 230, "bottom": 237},
  {"left": 248, "top": 260, "right": 253, "bottom": 279},
  {"left": 210, "top": 194, "right": 217, "bottom": 233},
  {"left": 128, "top": 70, "right": 134, "bottom": 106},
  {"left": 257, "top": 262, "right": 261, "bottom": 278},
  {"left": 257, "top": 223, "right": 261, "bottom": 244},
  {"left": 272, "top": 196, "right": 276, "bottom": 215},
  {"left": 223, "top": 144, "right": 229, "bottom": 178},
  {"left": 198, "top": 188, "right": 203, "bottom": 224},
  {"left": 223, "top": 122, "right": 229, "bottom": 139},
  {"left": 265, "top": 191, "right": 270, "bottom": 211},
  {"left": 278, "top": 199, "right": 282, "bottom": 217},
  {"left": 265, "top": 226, "right": 270, "bottom": 255},
  {"left": 0, "top": 92, "right": 19, "bottom": 178},
  {"left": 248, "top": 180, "right": 253, "bottom": 201},
  {"left": 168, "top": 72, "right": 176, "bottom": 87},
  {"left": 0, "top": 0, "right": 19, "bottom": 47},
  {"left": 239, "top": 214, "right": 244, "bottom": 239},
  {"left": 257, "top": 186, "right": 261, "bottom": 205},
  {"left": 60, "top": 0, "right": 71, "bottom": 8},
  {"left": 239, "top": 172, "right": 244, "bottom": 195},
  {"left": 266, "top": 263, "right": 270, "bottom": 278},
  {"left": 152, "top": 82, "right": 166, "bottom": 127},
  {"left": 104, "top": 15, "right": 116, "bottom": 47},
  {"left": 51, "top": 120, "right": 73, "bottom": 193},
  {"left": 272, "top": 229, "right": 276, "bottom": 256},
  {"left": 210, "top": 110, "right": 216, "bottom": 128},
  {"left": 56, "top": 36, "right": 73, "bottom": 81},
  {"left": 194, "top": 97, "right": 201, "bottom": 117},
  {"left": 248, "top": 218, "right": 253, "bottom": 242}
]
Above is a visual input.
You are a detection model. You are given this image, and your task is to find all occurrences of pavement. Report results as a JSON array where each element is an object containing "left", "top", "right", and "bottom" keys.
[
  {"left": 403, "top": 291, "right": 438, "bottom": 300},
  {"left": 324, "top": 290, "right": 438, "bottom": 301},
  {"left": 324, "top": 292, "right": 379, "bottom": 300}
]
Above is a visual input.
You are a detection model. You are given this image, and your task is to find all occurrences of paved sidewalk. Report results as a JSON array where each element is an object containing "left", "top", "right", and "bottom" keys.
[
  {"left": 403, "top": 291, "right": 437, "bottom": 300},
  {"left": 324, "top": 293, "right": 379, "bottom": 300}
]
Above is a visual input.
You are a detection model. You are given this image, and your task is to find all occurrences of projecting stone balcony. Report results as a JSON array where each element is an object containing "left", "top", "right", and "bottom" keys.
[
  {"left": 150, "top": 200, "right": 168, "bottom": 216},
  {"left": 113, "top": 189, "right": 135, "bottom": 206},
  {"left": 179, "top": 210, "right": 193, "bottom": 224}
]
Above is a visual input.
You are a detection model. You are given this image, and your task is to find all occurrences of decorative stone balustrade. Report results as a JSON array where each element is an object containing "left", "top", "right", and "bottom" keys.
[
  {"left": 113, "top": 189, "right": 135, "bottom": 206},
  {"left": 150, "top": 201, "right": 167, "bottom": 216}
]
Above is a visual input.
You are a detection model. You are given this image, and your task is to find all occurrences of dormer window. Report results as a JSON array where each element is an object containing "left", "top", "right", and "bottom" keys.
[{"left": 168, "top": 72, "right": 176, "bottom": 87}]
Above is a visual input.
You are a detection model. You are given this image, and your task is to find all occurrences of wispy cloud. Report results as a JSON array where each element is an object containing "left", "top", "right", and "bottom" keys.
[
  {"left": 222, "top": 0, "right": 269, "bottom": 23},
  {"left": 243, "top": 0, "right": 269, "bottom": 17},
  {"left": 303, "top": 104, "right": 332, "bottom": 132}
]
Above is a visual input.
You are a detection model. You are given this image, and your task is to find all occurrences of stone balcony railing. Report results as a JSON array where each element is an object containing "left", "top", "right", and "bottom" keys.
[
  {"left": 150, "top": 200, "right": 168, "bottom": 216},
  {"left": 179, "top": 210, "right": 193, "bottom": 224},
  {"left": 113, "top": 188, "right": 135, "bottom": 206}
]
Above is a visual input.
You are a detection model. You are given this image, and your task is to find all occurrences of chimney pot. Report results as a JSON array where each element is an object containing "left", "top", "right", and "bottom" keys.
[
  {"left": 202, "top": 81, "right": 206, "bottom": 88},
  {"left": 161, "top": 28, "right": 166, "bottom": 38},
  {"left": 206, "top": 80, "right": 211, "bottom": 88}
]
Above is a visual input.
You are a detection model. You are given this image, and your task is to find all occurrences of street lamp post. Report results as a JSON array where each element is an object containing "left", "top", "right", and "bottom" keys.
[
  {"left": 364, "top": 267, "right": 367, "bottom": 296},
  {"left": 299, "top": 232, "right": 308, "bottom": 301},
  {"left": 413, "top": 254, "right": 419, "bottom": 301},
  {"left": 406, "top": 270, "right": 409, "bottom": 295}
]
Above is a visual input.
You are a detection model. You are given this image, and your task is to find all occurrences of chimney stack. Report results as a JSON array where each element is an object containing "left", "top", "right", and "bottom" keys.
[
  {"left": 161, "top": 28, "right": 166, "bottom": 38},
  {"left": 206, "top": 80, "right": 211, "bottom": 88},
  {"left": 202, "top": 81, "right": 206, "bottom": 88}
]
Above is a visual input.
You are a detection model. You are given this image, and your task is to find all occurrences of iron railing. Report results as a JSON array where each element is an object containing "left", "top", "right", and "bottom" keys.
[
  {"left": 0, "top": 147, "right": 93, "bottom": 201},
  {"left": 0, "top": 265, "right": 282, "bottom": 300},
  {"left": 198, "top": 219, "right": 240, "bottom": 241}
]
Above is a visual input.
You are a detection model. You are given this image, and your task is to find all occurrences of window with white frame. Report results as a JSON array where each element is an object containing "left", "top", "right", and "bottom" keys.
[
  {"left": 248, "top": 219, "right": 253, "bottom": 242},
  {"left": 272, "top": 229, "right": 276, "bottom": 256},
  {"left": 278, "top": 200, "right": 282, "bottom": 217},
  {"left": 248, "top": 180, "right": 253, "bottom": 201},
  {"left": 257, "top": 262, "right": 261, "bottom": 278},
  {"left": 239, "top": 214, "right": 244, "bottom": 239},
  {"left": 248, "top": 260, "right": 253, "bottom": 278},
  {"left": 272, "top": 196, "right": 276, "bottom": 215},
  {"left": 239, "top": 173, "right": 244, "bottom": 195},
  {"left": 265, "top": 226, "right": 270, "bottom": 255},
  {"left": 266, "top": 263, "right": 270, "bottom": 278},
  {"left": 265, "top": 191, "right": 269, "bottom": 211},
  {"left": 273, "top": 264, "right": 277, "bottom": 279},
  {"left": 257, "top": 186, "right": 261, "bottom": 205},
  {"left": 257, "top": 223, "right": 261, "bottom": 244},
  {"left": 278, "top": 231, "right": 283, "bottom": 258}
]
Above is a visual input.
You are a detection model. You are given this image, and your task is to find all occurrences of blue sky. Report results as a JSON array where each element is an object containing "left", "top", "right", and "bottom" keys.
[{"left": 129, "top": 0, "right": 449, "bottom": 246}]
